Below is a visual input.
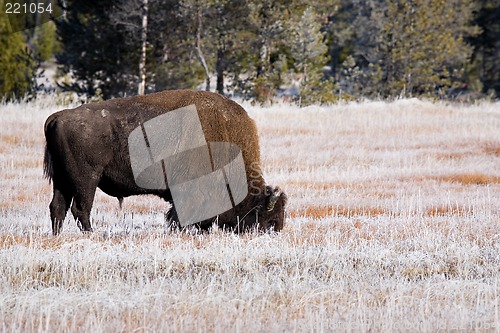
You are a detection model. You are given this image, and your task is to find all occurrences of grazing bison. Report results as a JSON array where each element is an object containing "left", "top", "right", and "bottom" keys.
[{"left": 44, "top": 90, "right": 287, "bottom": 235}]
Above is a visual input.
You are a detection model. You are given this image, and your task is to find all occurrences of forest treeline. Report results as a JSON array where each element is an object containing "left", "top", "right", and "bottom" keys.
[{"left": 1, "top": 0, "right": 499, "bottom": 104}]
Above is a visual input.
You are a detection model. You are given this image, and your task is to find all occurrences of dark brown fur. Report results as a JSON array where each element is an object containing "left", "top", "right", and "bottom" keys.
[{"left": 44, "top": 90, "right": 287, "bottom": 235}]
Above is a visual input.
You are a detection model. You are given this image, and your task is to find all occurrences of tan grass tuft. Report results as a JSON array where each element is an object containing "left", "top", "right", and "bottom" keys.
[
  {"left": 0, "top": 134, "right": 21, "bottom": 145},
  {"left": 290, "top": 205, "right": 387, "bottom": 219},
  {"left": 483, "top": 143, "right": 500, "bottom": 156},
  {"left": 123, "top": 203, "right": 157, "bottom": 213},
  {"left": 0, "top": 234, "right": 83, "bottom": 250},
  {"left": 12, "top": 159, "right": 43, "bottom": 169},
  {"left": 425, "top": 206, "right": 471, "bottom": 217},
  {"left": 433, "top": 152, "right": 473, "bottom": 160},
  {"left": 286, "top": 180, "right": 337, "bottom": 190},
  {"left": 436, "top": 173, "right": 500, "bottom": 185}
]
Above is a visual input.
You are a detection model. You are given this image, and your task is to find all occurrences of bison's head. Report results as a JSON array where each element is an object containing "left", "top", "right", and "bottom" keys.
[
  {"left": 236, "top": 185, "right": 287, "bottom": 232},
  {"left": 179, "top": 185, "right": 287, "bottom": 233}
]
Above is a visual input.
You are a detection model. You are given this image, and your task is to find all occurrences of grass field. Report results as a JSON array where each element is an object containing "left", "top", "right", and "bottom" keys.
[{"left": 0, "top": 96, "right": 498, "bottom": 332}]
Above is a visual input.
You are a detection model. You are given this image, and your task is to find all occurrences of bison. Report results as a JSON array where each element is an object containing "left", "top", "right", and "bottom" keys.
[{"left": 43, "top": 90, "right": 287, "bottom": 235}]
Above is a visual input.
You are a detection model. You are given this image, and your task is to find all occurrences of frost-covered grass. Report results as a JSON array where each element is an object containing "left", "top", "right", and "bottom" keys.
[{"left": 0, "top": 96, "right": 499, "bottom": 332}]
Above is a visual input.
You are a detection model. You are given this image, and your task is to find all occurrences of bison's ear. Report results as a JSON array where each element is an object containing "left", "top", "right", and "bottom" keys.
[{"left": 266, "top": 186, "right": 283, "bottom": 212}]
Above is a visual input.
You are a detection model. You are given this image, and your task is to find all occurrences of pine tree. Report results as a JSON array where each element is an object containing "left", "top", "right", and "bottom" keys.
[
  {"left": 344, "top": 0, "right": 478, "bottom": 98},
  {"left": 325, "top": 0, "right": 357, "bottom": 82},
  {"left": 56, "top": 0, "right": 137, "bottom": 98},
  {"left": 0, "top": 12, "right": 37, "bottom": 101},
  {"left": 146, "top": 0, "right": 202, "bottom": 91},
  {"left": 470, "top": 0, "right": 500, "bottom": 97},
  {"left": 210, "top": 0, "right": 252, "bottom": 95},
  {"left": 245, "top": 0, "right": 289, "bottom": 104},
  {"left": 289, "top": 7, "right": 332, "bottom": 105},
  {"left": 385, "top": 0, "right": 477, "bottom": 97},
  {"left": 31, "top": 21, "right": 59, "bottom": 62}
]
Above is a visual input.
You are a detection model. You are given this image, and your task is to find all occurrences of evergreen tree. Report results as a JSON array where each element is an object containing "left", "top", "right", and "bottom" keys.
[
  {"left": 31, "top": 21, "right": 59, "bottom": 62},
  {"left": 0, "top": 11, "right": 38, "bottom": 101},
  {"left": 343, "top": 0, "right": 477, "bottom": 98},
  {"left": 15, "top": 0, "right": 492, "bottom": 103},
  {"left": 324, "top": 0, "right": 357, "bottom": 82},
  {"left": 470, "top": 0, "right": 500, "bottom": 97},
  {"left": 245, "top": 0, "right": 288, "bottom": 104},
  {"left": 249, "top": 0, "right": 287, "bottom": 77},
  {"left": 56, "top": 0, "right": 137, "bottom": 98},
  {"left": 385, "top": 0, "right": 477, "bottom": 97},
  {"left": 210, "top": 0, "right": 252, "bottom": 95},
  {"left": 149, "top": 0, "right": 205, "bottom": 91},
  {"left": 289, "top": 7, "right": 332, "bottom": 105}
]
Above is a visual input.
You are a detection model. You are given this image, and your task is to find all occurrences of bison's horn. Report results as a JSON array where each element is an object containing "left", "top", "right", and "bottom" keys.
[{"left": 266, "top": 187, "right": 282, "bottom": 212}]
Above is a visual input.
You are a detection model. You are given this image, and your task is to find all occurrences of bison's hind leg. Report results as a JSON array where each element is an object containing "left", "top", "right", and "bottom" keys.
[
  {"left": 70, "top": 178, "right": 101, "bottom": 233},
  {"left": 50, "top": 184, "right": 73, "bottom": 236}
]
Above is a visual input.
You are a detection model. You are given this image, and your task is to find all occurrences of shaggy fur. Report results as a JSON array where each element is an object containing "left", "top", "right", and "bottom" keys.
[{"left": 44, "top": 90, "right": 287, "bottom": 235}]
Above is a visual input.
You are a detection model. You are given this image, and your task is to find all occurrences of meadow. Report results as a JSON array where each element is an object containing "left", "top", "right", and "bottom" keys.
[{"left": 0, "top": 96, "right": 498, "bottom": 332}]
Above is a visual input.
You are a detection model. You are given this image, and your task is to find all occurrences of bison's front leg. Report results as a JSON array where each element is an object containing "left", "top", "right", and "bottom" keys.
[
  {"left": 166, "top": 204, "right": 181, "bottom": 229},
  {"left": 165, "top": 204, "right": 216, "bottom": 232}
]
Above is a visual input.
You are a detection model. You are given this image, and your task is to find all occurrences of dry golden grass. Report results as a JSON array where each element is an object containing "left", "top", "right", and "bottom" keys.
[
  {"left": 436, "top": 173, "right": 500, "bottom": 185},
  {"left": 425, "top": 205, "right": 472, "bottom": 216},
  {"left": 0, "top": 233, "right": 81, "bottom": 250},
  {"left": 0, "top": 134, "right": 22, "bottom": 145},
  {"left": 291, "top": 203, "right": 483, "bottom": 220},
  {"left": 433, "top": 151, "right": 475, "bottom": 160},
  {"left": 289, "top": 205, "right": 387, "bottom": 219},
  {"left": 483, "top": 142, "right": 500, "bottom": 156},
  {"left": 11, "top": 158, "right": 43, "bottom": 169},
  {"left": 93, "top": 193, "right": 165, "bottom": 214},
  {"left": 0, "top": 133, "right": 38, "bottom": 148},
  {"left": 285, "top": 180, "right": 337, "bottom": 190}
]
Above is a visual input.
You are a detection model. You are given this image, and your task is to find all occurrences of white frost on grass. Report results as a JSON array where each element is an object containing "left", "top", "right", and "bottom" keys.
[{"left": 0, "top": 97, "right": 498, "bottom": 332}]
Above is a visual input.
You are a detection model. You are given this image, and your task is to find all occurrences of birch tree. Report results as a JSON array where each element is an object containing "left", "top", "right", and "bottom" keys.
[
  {"left": 111, "top": 0, "right": 149, "bottom": 95},
  {"left": 179, "top": 0, "right": 212, "bottom": 91}
]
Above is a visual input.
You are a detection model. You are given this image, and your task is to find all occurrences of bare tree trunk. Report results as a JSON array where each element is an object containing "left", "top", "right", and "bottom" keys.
[
  {"left": 194, "top": 9, "right": 210, "bottom": 91},
  {"left": 216, "top": 48, "right": 224, "bottom": 95},
  {"left": 138, "top": 0, "right": 148, "bottom": 95}
]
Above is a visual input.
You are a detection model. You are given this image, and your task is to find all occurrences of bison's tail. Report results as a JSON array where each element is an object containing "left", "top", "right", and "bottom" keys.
[{"left": 43, "top": 143, "right": 53, "bottom": 183}]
